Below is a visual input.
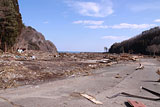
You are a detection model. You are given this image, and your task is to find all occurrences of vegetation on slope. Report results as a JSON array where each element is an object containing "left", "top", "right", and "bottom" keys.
[
  {"left": 109, "top": 27, "right": 160, "bottom": 55},
  {"left": 0, "top": 0, "right": 23, "bottom": 52}
]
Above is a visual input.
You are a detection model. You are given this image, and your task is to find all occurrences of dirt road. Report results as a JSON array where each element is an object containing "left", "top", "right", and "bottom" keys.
[{"left": 0, "top": 58, "right": 160, "bottom": 107}]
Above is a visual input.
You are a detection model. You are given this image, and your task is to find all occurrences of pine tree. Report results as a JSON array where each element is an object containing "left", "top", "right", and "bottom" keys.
[{"left": 0, "top": 0, "right": 22, "bottom": 51}]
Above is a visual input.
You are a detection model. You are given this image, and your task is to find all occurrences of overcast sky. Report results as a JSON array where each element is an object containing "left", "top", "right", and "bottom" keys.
[{"left": 19, "top": 0, "right": 160, "bottom": 52}]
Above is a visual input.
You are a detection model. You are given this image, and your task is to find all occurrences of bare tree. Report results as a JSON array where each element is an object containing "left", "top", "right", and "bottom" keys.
[
  {"left": 104, "top": 47, "right": 108, "bottom": 52},
  {"left": 146, "top": 45, "right": 159, "bottom": 56}
]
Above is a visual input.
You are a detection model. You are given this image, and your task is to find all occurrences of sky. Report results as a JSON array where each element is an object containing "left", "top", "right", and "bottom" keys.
[{"left": 19, "top": 0, "right": 160, "bottom": 52}]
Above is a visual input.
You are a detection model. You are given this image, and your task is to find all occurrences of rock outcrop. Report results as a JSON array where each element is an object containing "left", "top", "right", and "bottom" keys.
[
  {"left": 14, "top": 26, "right": 58, "bottom": 53},
  {"left": 0, "top": 0, "right": 58, "bottom": 53}
]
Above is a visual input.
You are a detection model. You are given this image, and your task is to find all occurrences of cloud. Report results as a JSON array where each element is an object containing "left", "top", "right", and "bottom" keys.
[
  {"left": 85, "top": 23, "right": 156, "bottom": 29},
  {"left": 111, "top": 23, "right": 156, "bottom": 29},
  {"left": 101, "top": 36, "right": 129, "bottom": 41},
  {"left": 154, "top": 19, "right": 160, "bottom": 23},
  {"left": 43, "top": 21, "right": 49, "bottom": 24},
  {"left": 73, "top": 20, "right": 104, "bottom": 25},
  {"left": 67, "top": 0, "right": 113, "bottom": 17},
  {"left": 86, "top": 25, "right": 108, "bottom": 29}
]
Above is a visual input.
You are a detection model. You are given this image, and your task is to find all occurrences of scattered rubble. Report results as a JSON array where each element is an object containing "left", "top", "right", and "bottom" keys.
[{"left": 0, "top": 51, "right": 141, "bottom": 89}]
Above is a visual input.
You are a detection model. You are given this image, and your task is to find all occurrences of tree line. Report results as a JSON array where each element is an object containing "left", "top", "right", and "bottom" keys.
[{"left": 109, "top": 27, "right": 160, "bottom": 55}]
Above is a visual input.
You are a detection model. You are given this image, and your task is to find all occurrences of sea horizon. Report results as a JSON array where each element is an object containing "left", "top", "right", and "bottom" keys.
[{"left": 58, "top": 51, "right": 104, "bottom": 53}]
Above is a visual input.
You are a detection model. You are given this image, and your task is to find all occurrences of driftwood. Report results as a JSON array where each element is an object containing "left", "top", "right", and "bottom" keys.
[
  {"left": 80, "top": 93, "right": 103, "bottom": 105},
  {"left": 135, "top": 63, "right": 144, "bottom": 70},
  {"left": 107, "top": 86, "right": 160, "bottom": 101},
  {"left": 156, "top": 69, "right": 160, "bottom": 81}
]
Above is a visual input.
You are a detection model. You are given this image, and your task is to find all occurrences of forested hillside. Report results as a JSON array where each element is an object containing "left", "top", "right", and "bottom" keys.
[{"left": 109, "top": 27, "right": 160, "bottom": 55}]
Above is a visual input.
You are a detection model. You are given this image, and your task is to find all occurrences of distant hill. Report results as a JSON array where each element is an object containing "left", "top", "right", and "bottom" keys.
[
  {"left": 109, "top": 27, "right": 160, "bottom": 55},
  {"left": 0, "top": 0, "right": 57, "bottom": 53}
]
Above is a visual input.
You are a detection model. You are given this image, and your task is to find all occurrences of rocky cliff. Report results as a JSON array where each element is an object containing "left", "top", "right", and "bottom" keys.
[
  {"left": 0, "top": 0, "right": 57, "bottom": 53},
  {"left": 14, "top": 26, "right": 58, "bottom": 53}
]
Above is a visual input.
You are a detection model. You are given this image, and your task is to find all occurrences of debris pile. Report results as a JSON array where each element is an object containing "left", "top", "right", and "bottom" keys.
[
  {"left": 0, "top": 59, "right": 61, "bottom": 89},
  {"left": 0, "top": 51, "right": 141, "bottom": 89}
]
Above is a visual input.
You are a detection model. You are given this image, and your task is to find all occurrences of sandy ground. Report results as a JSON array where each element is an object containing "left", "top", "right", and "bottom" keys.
[{"left": 0, "top": 58, "right": 159, "bottom": 107}]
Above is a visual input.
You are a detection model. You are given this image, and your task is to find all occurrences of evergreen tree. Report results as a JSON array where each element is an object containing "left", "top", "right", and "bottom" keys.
[{"left": 0, "top": 0, "right": 22, "bottom": 51}]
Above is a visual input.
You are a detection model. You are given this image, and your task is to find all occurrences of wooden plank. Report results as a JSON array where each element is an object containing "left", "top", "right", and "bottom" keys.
[{"left": 80, "top": 93, "right": 103, "bottom": 105}]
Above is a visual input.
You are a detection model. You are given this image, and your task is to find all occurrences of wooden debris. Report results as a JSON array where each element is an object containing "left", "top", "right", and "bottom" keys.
[
  {"left": 106, "top": 62, "right": 117, "bottom": 66},
  {"left": 80, "top": 93, "right": 103, "bottom": 105},
  {"left": 0, "top": 51, "right": 143, "bottom": 89},
  {"left": 115, "top": 74, "right": 122, "bottom": 78},
  {"left": 107, "top": 92, "right": 160, "bottom": 101},
  {"left": 157, "top": 69, "right": 160, "bottom": 75},
  {"left": 141, "top": 86, "right": 160, "bottom": 97},
  {"left": 131, "top": 56, "right": 139, "bottom": 61},
  {"left": 135, "top": 63, "right": 144, "bottom": 70},
  {"left": 97, "top": 59, "right": 110, "bottom": 63},
  {"left": 128, "top": 99, "right": 146, "bottom": 107},
  {"left": 156, "top": 68, "right": 160, "bottom": 82}
]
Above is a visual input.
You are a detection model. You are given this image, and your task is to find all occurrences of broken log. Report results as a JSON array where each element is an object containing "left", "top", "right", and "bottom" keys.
[
  {"left": 80, "top": 93, "right": 103, "bottom": 105},
  {"left": 136, "top": 63, "right": 144, "bottom": 70}
]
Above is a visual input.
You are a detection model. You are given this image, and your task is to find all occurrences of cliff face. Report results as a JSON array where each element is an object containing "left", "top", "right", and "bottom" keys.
[
  {"left": 14, "top": 26, "right": 58, "bottom": 53},
  {"left": 0, "top": 0, "right": 23, "bottom": 51},
  {"left": 0, "top": 0, "right": 58, "bottom": 53},
  {"left": 109, "top": 27, "right": 160, "bottom": 55}
]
